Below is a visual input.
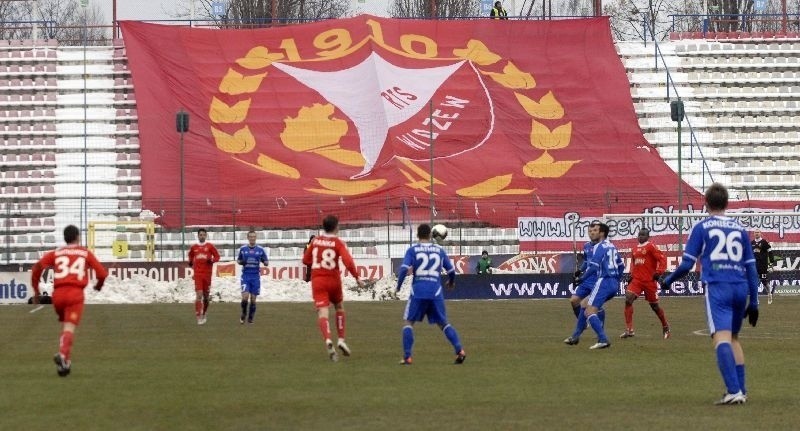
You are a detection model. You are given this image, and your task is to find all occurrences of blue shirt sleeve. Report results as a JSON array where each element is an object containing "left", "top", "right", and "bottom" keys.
[
  {"left": 260, "top": 248, "right": 269, "bottom": 265},
  {"left": 441, "top": 249, "right": 456, "bottom": 284},
  {"left": 396, "top": 246, "right": 415, "bottom": 291},
  {"left": 665, "top": 224, "right": 702, "bottom": 284}
]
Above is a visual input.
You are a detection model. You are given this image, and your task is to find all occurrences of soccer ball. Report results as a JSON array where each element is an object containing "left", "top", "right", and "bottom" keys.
[{"left": 432, "top": 224, "right": 448, "bottom": 241}]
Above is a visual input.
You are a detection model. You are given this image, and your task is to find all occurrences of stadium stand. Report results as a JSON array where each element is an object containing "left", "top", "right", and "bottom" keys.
[
  {"left": 5, "top": 32, "right": 800, "bottom": 262},
  {"left": 618, "top": 39, "right": 800, "bottom": 200}
]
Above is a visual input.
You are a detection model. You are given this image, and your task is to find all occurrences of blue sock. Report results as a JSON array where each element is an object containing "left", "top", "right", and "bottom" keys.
[
  {"left": 402, "top": 325, "right": 414, "bottom": 359},
  {"left": 736, "top": 364, "right": 747, "bottom": 395},
  {"left": 240, "top": 300, "right": 248, "bottom": 317},
  {"left": 572, "top": 308, "right": 587, "bottom": 339},
  {"left": 598, "top": 308, "right": 606, "bottom": 326},
  {"left": 442, "top": 324, "right": 462, "bottom": 353},
  {"left": 716, "top": 342, "right": 741, "bottom": 394},
  {"left": 587, "top": 314, "right": 608, "bottom": 343},
  {"left": 248, "top": 302, "right": 256, "bottom": 321}
]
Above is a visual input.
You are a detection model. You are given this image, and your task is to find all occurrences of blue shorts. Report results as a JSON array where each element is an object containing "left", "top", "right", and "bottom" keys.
[
  {"left": 574, "top": 282, "right": 593, "bottom": 299},
  {"left": 705, "top": 281, "right": 748, "bottom": 335},
  {"left": 403, "top": 296, "right": 447, "bottom": 325},
  {"left": 241, "top": 276, "right": 261, "bottom": 296},
  {"left": 586, "top": 278, "right": 618, "bottom": 308}
]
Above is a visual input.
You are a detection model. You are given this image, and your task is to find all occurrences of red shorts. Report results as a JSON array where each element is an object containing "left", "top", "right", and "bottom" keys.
[
  {"left": 193, "top": 275, "right": 212, "bottom": 293},
  {"left": 311, "top": 278, "right": 343, "bottom": 308},
  {"left": 53, "top": 288, "right": 85, "bottom": 325},
  {"left": 627, "top": 279, "right": 660, "bottom": 303}
]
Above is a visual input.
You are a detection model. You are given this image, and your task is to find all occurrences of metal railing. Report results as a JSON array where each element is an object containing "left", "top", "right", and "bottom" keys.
[
  {"left": 649, "top": 39, "right": 717, "bottom": 190},
  {"left": 669, "top": 13, "right": 800, "bottom": 35}
]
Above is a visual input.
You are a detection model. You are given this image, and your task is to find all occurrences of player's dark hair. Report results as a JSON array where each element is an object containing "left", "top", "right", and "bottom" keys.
[
  {"left": 322, "top": 215, "right": 339, "bottom": 233},
  {"left": 63, "top": 225, "right": 79, "bottom": 243},
  {"left": 418, "top": 223, "right": 432, "bottom": 239},
  {"left": 247, "top": 230, "right": 256, "bottom": 235},
  {"left": 597, "top": 222, "right": 610, "bottom": 238},
  {"left": 588, "top": 221, "right": 601, "bottom": 228},
  {"left": 705, "top": 183, "right": 729, "bottom": 211},
  {"left": 639, "top": 228, "right": 650, "bottom": 235},
  {"left": 197, "top": 228, "right": 207, "bottom": 234}
]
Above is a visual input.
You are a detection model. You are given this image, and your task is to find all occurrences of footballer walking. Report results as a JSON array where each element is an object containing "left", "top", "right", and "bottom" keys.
[
  {"left": 30, "top": 225, "right": 108, "bottom": 377},
  {"left": 302, "top": 215, "right": 363, "bottom": 361},
  {"left": 188, "top": 228, "right": 220, "bottom": 325}
]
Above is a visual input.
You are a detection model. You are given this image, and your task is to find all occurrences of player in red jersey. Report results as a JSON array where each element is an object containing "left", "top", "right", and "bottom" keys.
[
  {"left": 188, "top": 228, "right": 220, "bottom": 325},
  {"left": 621, "top": 228, "right": 671, "bottom": 339},
  {"left": 302, "top": 215, "right": 364, "bottom": 361},
  {"left": 30, "top": 225, "right": 108, "bottom": 377}
]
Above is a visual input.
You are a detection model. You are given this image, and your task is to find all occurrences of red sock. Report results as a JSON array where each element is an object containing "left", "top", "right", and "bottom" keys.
[
  {"left": 59, "top": 331, "right": 74, "bottom": 360},
  {"left": 655, "top": 307, "right": 669, "bottom": 327},
  {"left": 317, "top": 317, "right": 331, "bottom": 341},
  {"left": 202, "top": 296, "right": 209, "bottom": 315},
  {"left": 195, "top": 300, "right": 202, "bottom": 317},
  {"left": 624, "top": 304, "right": 634, "bottom": 331},
  {"left": 335, "top": 310, "right": 346, "bottom": 339}
]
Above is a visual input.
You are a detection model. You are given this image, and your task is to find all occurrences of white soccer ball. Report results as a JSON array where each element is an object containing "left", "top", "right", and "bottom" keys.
[{"left": 432, "top": 224, "right": 448, "bottom": 241}]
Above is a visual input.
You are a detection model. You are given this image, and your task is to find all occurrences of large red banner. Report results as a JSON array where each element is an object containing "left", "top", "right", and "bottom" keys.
[{"left": 121, "top": 16, "right": 701, "bottom": 228}]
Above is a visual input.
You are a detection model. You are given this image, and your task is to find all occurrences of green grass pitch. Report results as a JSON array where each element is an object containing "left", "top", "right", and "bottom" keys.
[{"left": 3, "top": 297, "right": 800, "bottom": 430}]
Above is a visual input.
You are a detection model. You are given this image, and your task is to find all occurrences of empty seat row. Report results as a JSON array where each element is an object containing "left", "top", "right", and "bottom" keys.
[
  {"left": 113, "top": 92, "right": 136, "bottom": 102},
  {"left": 0, "top": 200, "right": 56, "bottom": 212},
  {"left": 116, "top": 108, "right": 138, "bottom": 117},
  {"left": 115, "top": 136, "right": 140, "bottom": 146},
  {"left": 0, "top": 218, "right": 56, "bottom": 229},
  {"left": 0, "top": 169, "right": 55, "bottom": 180},
  {"left": 116, "top": 168, "right": 142, "bottom": 179},
  {"left": 0, "top": 185, "right": 56, "bottom": 195},
  {"left": 0, "top": 93, "right": 57, "bottom": 103},
  {"left": 115, "top": 152, "right": 141, "bottom": 162},
  {"left": 113, "top": 77, "right": 132, "bottom": 87},
  {"left": 1, "top": 123, "right": 58, "bottom": 132},
  {"left": 0, "top": 63, "right": 56, "bottom": 74},
  {"left": 0, "top": 108, "right": 55, "bottom": 118},
  {"left": 0, "top": 137, "right": 56, "bottom": 146},
  {"left": 115, "top": 123, "right": 139, "bottom": 132},
  {"left": 118, "top": 200, "right": 142, "bottom": 210},
  {"left": 0, "top": 77, "right": 57, "bottom": 88},
  {"left": 0, "top": 153, "right": 56, "bottom": 163},
  {"left": 116, "top": 185, "right": 143, "bottom": 194},
  {"left": 0, "top": 50, "right": 57, "bottom": 59}
]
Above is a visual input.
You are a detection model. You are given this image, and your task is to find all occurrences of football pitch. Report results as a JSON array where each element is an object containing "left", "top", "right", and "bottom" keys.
[{"left": 3, "top": 297, "right": 800, "bottom": 430}]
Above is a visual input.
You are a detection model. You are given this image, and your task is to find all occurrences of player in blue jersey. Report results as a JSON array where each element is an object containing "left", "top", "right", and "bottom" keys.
[
  {"left": 236, "top": 230, "right": 269, "bottom": 324},
  {"left": 396, "top": 224, "right": 465, "bottom": 365},
  {"left": 564, "top": 221, "right": 602, "bottom": 345},
  {"left": 569, "top": 222, "right": 625, "bottom": 350},
  {"left": 662, "top": 183, "right": 759, "bottom": 405}
]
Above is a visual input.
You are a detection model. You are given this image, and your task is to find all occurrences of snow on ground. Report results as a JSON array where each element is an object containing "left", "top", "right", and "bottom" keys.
[{"left": 37, "top": 276, "right": 409, "bottom": 304}]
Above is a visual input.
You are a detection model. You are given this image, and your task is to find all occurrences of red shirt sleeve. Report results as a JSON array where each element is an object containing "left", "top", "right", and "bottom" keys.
[
  {"left": 87, "top": 251, "right": 108, "bottom": 290},
  {"left": 302, "top": 242, "right": 312, "bottom": 266},
  {"left": 31, "top": 251, "right": 56, "bottom": 295},
  {"left": 188, "top": 244, "right": 196, "bottom": 265},
  {"left": 210, "top": 244, "right": 220, "bottom": 263},
  {"left": 651, "top": 243, "right": 667, "bottom": 274},
  {"left": 336, "top": 239, "right": 359, "bottom": 280}
]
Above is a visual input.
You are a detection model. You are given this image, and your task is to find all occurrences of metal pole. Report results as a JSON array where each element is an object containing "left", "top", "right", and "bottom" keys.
[
  {"left": 429, "top": 100, "right": 434, "bottom": 226},
  {"left": 677, "top": 116, "right": 683, "bottom": 252},
  {"left": 82, "top": 4, "right": 88, "bottom": 246},
  {"left": 180, "top": 112, "right": 186, "bottom": 259}
]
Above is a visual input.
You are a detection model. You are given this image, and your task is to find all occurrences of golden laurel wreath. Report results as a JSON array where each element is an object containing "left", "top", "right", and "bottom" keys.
[{"left": 207, "top": 20, "right": 579, "bottom": 198}]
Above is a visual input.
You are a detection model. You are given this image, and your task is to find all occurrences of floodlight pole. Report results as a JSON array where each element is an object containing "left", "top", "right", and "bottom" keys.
[{"left": 671, "top": 99, "right": 685, "bottom": 252}]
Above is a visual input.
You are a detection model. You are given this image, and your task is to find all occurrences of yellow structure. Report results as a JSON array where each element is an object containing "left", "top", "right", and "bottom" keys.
[{"left": 88, "top": 220, "right": 155, "bottom": 261}]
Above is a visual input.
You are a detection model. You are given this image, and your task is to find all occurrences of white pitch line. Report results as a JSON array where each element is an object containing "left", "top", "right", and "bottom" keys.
[{"left": 29, "top": 305, "right": 45, "bottom": 314}]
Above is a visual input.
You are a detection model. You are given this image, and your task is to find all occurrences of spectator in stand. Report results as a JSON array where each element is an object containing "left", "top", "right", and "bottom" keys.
[
  {"left": 750, "top": 230, "right": 775, "bottom": 304},
  {"left": 490, "top": 1, "right": 509, "bottom": 19},
  {"left": 476, "top": 250, "right": 493, "bottom": 274}
]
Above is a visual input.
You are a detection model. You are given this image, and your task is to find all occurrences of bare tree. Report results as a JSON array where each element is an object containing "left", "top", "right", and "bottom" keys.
[
  {"left": 0, "top": 0, "right": 106, "bottom": 43},
  {"left": 605, "top": 0, "right": 703, "bottom": 40},
  {"left": 388, "top": 0, "right": 479, "bottom": 18},
  {"left": 168, "top": 0, "right": 351, "bottom": 27}
]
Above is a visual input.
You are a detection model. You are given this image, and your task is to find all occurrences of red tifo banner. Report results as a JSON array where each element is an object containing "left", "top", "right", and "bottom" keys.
[{"left": 122, "top": 16, "right": 700, "bottom": 228}]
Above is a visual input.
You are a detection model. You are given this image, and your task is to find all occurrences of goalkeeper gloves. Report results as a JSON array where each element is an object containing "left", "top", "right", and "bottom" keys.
[{"left": 744, "top": 305, "right": 759, "bottom": 327}]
